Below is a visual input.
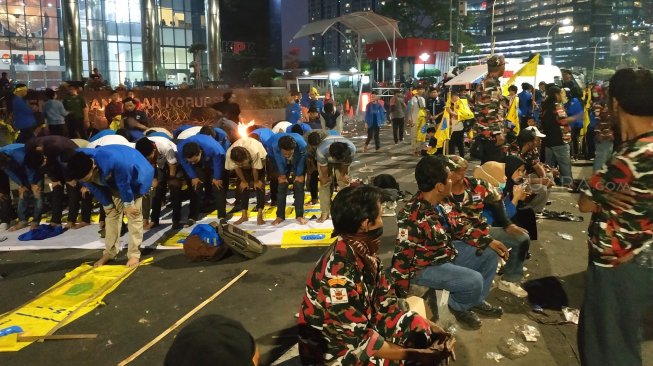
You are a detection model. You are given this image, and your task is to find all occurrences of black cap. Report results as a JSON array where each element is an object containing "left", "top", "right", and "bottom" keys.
[
  {"left": 164, "top": 315, "right": 256, "bottom": 366},
  {"left": 517, "top": 129, "right": 537, "bottom": 145}
]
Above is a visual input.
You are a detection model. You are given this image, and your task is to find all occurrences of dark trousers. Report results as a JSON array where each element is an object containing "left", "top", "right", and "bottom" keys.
[
  {"left": 48, "top": 124, "right": 66, "bottom": 136},
  {"left": 392, "top": 118, "right": 405, "bottom": 143},
  {"left": 16, "top": 127, "right": 35, "bottom": 143},
  {"left": 150, "top": 168, "right": 185, "bottom": 224},
  {"left": 65, "top": 114, "right": 87, "bottom": 139},
  {"left": 0, "top": 171, "right": 11, "bottom": 224},
  {"left": 578, "top": 260, "right": 653, "bottom": 366},
  {"left": 449, "top": 130, "right": 465, "bottom": 157},
  {"left": 50, "top": 182, "right": 81, "bottom": 224},
  {"left": 237, "top": 168, "right": 266, "bottom": 212},
  {"left": 189, "top": 166, "right": 227, "bottom": 220},
  {"left": 365, "top": 126, "right": 381, "bottom": 150},
  {"left": 309, "top": 170, "right": 319, "bottom": 201},
  {"left": 76, "top": 188, "right": 93, "bottom": 224}
]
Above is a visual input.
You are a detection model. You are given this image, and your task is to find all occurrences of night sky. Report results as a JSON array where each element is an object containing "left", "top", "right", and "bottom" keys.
[{"left": 281, "top": 0, "right": 310, "bottom": 63}]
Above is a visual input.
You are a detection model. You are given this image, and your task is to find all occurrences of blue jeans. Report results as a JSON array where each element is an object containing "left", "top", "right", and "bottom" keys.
[
  {"left": 593, "top": 140, "right": 614, "bottom": 172},
  {"left": 414, "top": 240, "right": 499, "bottom": 311},
  {"left": 17, "top": 190, "right": 43, "bottom": 224},
  {"left": 545, "top": 143, "right": 573, "bottom": 185},
  {"left": 489, "top": 226, "right": 530, "bottom": 282}
]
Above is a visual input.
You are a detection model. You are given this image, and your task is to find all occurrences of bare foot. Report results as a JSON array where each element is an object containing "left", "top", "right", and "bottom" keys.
[
  {"left": 256, "top": 214, "right": 265, "bottom": 226},
  {"left": 316, "top": 215, "right": 329, "bottom": 223},
  {"left": 125, "top": 257, "right": 140, "bottom": 268},
  {"left": 63, "top": 222, "right": 74, "bottom": 229},
  {"left": 94, "top": 254, "right": 113, "bottom": 267},
  {"left": 363, "top": 145, "right": 369, "bottom": 153},
  {"left": 73, "top": 222, "right": 90, "bottom": 229},
  {"left": 29, "top": 222, "right": 39, "bottom": 230},
  {"left": 272, "top": 217, "right": 284, "bottom": 226},
  {"left": 143, "top": 221, "right": 154, "bottom": 230},
  {"left": 8, "top": 222, "right": 28, "bottom": 232},
  {"left": 234, "top": 215, "right": 248, "bottom": 225},
  {"left": 296, "top": 217, "right": 308, "bottom": 225},
  {"left": 310, "top": 199, "right": 319, "bottom": 205}
]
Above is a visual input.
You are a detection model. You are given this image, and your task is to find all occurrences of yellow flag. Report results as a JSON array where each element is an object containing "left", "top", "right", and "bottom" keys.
[
  {"left": 580, "top": 87, "right": 592, "bottom": 136},
  {"left": 506, "top": 96, "right": 520, "bottom": 134},
  {"left": 502, "top": 53, "right": 540, "bottom": 96},
  {"left": 435, "top": 91, "right": 452, "bottom": 148}
]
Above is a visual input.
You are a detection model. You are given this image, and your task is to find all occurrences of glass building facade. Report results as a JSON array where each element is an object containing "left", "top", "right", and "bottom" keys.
[{"left": 0, "top": 0, "right": 281, "bottom": 89}]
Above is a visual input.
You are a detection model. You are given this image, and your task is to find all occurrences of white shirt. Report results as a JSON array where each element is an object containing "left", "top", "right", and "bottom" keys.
[
  {"left": 148, "top": 135, "right": 178, "bottom": 168},
  {"left": 176, "top": 126, "right": 202, "bottom": 140},
  {"left": 225, "top": 137, "right": 267, "bottom": 170},
  {"left": 87, "top": 135, "right": 134, "bottom": 149},
  {"left": 409, "top": 96, "right": 425, "bottom": 122}
]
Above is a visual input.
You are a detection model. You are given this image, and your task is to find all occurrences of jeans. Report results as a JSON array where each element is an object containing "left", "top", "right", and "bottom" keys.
[
  {"left": 414, "top": 240, "right": 499, "bottom": 311},
  {"left": 392, "top": 118, "right": 405, "bottom": 143},
  {"left": 17, "top": 189, "right": 43, "bottom": 224},
  {"left": 578, "top": 260, "right": 653, "bottom": 366},
  {"left": 545, "top": 144, "right": 573, "bottom": 185},
  {"left": 365, "top": 126, "right": 381, "bottom": 150},
  {"left": 593, "top": 140, "right": 614, "bottom": 172},
  {"left": 489, "top": 226, "right": 530, "bottom": 282},
  {"left": 277, "top": 180, "right": 305, "bottom": 219},
  {"left": 449, "top": 130, "right": 465, "bottom": 157}
]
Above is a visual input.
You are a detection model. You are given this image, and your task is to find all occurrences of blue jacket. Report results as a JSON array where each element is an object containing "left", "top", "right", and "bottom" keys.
[
  {"left": 264, "top": 133, "right": 307, "bottom": 176},
  {"left": 482, "top": 195, "right": 517, "bottom": 226},
  {"left": 518, "top": 91, "right": 533, "bottom": 118},
  {"left": 0, "top": 144, "right": 36, "bottom": 185},
  {"left": 286, "top": 123, "right": 312, "bottom": 134},
  {"left": 12, "top": 97, "right": 37, "bottom": 130},
  {"left": 177, "top": 134, "right": 226, "bottom": 180},
  {"left": 77, "top": 145, "right": 154, "bottom": 207},
  {"left": 365, "top": 102, "right": 386, "bottom": 128},
  {"left": 89, "top": 129, "right": 116, "bottom": 142},
  {"left": 566, "top": 98, "right": 584, "bottom": 129},
  {"left": 213, "top": 128, "right": 230, "bottom": 151},
  {"left": 250, "top": 128, "right": 275, "bottom": 145},
  {"left": 286, "top": 102, "right": 302, "bottom": 124}
]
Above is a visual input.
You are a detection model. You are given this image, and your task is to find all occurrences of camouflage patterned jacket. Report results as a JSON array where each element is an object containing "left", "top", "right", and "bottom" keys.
[
  {"left": 441, "top": 177, "right": 501, "bottom": 250},
  {"left": 298, "top": 239, "right": 429, "bottom": 365},
  {"left": 391, "top": 194, "right": 457, "bottom": 297},
  {"left": 583, "top": 130, "right": 653, "bottom": 267},
  {"left": 474, "top": 76, "right": 506, "bottom": 137}
]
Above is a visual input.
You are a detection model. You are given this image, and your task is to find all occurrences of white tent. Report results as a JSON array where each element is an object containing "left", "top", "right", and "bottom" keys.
[{"left": 445, "top": 65, "right": 487, "bottom": 86}]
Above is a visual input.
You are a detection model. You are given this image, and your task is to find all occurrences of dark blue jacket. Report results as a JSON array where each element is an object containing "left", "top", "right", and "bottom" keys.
[
  {"left": 264, "top": 133, "right": 307, "bottom": 176},
  {"left": 286, "top": 123, "right": 312, "bottom": 134},
  {"left": 177, "top": 134, "right": 226, "bottom": 180},
  {"left": 77, "top": 145, "right": 154, "bottom": 207},
  {"left": 0, "top": 143, "right": 36, "bottom": 185},
  {"left": 213, "top": 127, "right": 230, "bottom": 151},
  {"left": 250, "top": 128, "right": 275, "bottom": 145},
  {"left": 286, "top": 102, "right": 302, "bottom": 124},
  {"left": 12, "top": 97, "right": 36, "bottom": 130}
]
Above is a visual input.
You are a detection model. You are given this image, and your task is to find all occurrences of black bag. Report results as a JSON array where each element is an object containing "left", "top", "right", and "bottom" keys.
[
  {"left": 523, "top": 276, "right": 569, "bottom": 310},
  {"left": 371, "top": 174, "right": 401, "bottom": 202}
]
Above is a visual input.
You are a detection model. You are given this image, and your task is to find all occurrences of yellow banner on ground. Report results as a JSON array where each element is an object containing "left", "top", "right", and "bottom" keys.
[
  {"left": 281, "top": 229, "right": 336, "bottom": 248},
  {"left": 0, "top": 260, "right": 148, "bottom": 352}
]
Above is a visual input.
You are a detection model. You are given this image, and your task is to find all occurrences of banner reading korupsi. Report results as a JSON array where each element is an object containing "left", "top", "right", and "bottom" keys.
[{"left": 0, "top": 259, "right": 150, "bottom": 352}]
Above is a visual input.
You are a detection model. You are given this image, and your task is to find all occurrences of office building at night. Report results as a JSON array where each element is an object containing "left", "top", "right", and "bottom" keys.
[{"left": 0, "top": 0, "right": 281, "bottom": 88}]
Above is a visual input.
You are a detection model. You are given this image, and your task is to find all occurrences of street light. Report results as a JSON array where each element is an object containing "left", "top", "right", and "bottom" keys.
[
  {"left": 419, "top": 52, "right": 430, "bottom": 76},
  {"left": 592, "top": 40, "right": 601, "bottom": 82},
  {"left": 633, "top": 45, "right": 640, "bottom": 52},
  {"left": 547, "top": 18, "right": 572, "bottom": 63},
  {"left": 611, "top": 33, "right": 619, "bottom": 41}
]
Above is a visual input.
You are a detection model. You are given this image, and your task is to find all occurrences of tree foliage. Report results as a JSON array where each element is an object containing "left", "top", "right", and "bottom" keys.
[
  {"left": 309, "top": 55, "right": 327, "bottom": 73},
  {"left": 248, "top": 67, "right": 280, "bottom": 87}
]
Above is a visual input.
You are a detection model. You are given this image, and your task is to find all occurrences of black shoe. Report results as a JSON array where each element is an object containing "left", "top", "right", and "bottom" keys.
[
  {"left": 171, "top": 222, "right": 183, "bottom": 230},
  {"left": 471, "top": 301, "right": 503, "bottom": 318},
  {"left": 448, "top": 306, "right": 482, "bottom": 330}
]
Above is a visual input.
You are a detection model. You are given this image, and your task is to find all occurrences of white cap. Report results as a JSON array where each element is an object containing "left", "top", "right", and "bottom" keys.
[{"left": 525, "top": 126, "right": 546, "bottom": 138}]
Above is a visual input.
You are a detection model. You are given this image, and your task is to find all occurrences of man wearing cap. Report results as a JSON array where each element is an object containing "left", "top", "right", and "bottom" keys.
[
  {"left": 518, "top": 126, "right": 554, "bottom": 213},
  {"left": 475, "top": 55, "right": 507, "bottom": 137},
  {"left": 439, "top": 155, "right": 519, "bottom": 326}
]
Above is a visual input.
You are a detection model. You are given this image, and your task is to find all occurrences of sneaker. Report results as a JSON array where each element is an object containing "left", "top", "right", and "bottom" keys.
[
  {"left": 448, "top": 306, "right": 482, "bottom": 330},
  {"left": 498, "top": 280, "right": 528, "bottom": 298},
  {"left": 471, "top": 301, "right": 503, "bottom": 318}
]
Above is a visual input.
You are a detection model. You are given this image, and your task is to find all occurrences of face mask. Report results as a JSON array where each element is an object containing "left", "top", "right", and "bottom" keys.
[
  {"left": 498, "top": 182, "right": 506, "bottom": 190},
  {"left": 367, "top": 227, "right": 383, "bottom": 240}
]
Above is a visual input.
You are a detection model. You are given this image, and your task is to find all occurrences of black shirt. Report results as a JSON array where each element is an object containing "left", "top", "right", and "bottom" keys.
[
  {"left": 212, "top": 101, "right": 241, "bottom": 122},
  {"left": 541, "top": 107, "right": 564, "bottom": 147},
  {"left": 426, "top": 97, "right": 445, "bottom": 119}
]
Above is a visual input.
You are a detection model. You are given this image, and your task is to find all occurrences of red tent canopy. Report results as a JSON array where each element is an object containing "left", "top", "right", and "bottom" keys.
[{"left": 365, "top": 38, "right": 450, "bottom": 63}]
